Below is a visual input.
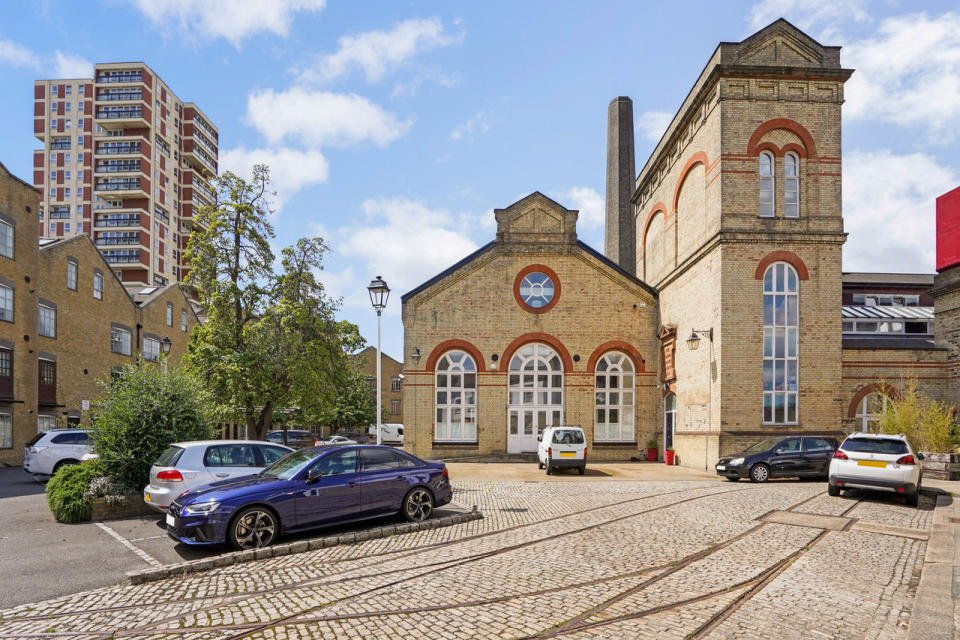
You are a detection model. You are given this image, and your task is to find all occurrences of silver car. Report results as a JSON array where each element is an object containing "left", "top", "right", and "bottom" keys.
[{"left": 143, "top": 440, "right": 293, "bottom": 511}]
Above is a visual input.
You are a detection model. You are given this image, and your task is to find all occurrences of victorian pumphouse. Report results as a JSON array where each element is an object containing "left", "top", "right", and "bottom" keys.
[{"left": 400, "top": 19, "right": 960, "bottom": 467}]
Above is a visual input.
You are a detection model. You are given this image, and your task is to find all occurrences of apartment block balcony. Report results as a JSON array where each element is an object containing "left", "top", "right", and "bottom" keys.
[
  {"left": 94, "top": 211, "right": 145, "bottom": 228},
  {"left": 95, "top": 232, "right": 140, "bottom": 246},
  {"left": 101, "top": 249, "right": 145, "bottom": 267},
  {"left": 96, "top": 105, "right": 148, "bottom": 129},
  {"left": 95, "top": 160, "right": 141, "bottom": 175},
  {"left": 95, "top": 88, "right": 143, "bottom": 103},
  {"left": 95, "top": 70, "right": 143, "bottom": 85},
  {"left": 183, "top": 143, "right": 217, "bottom": 177},
  {"left": 94, "top": 177, "right": 147, "bottom": 198},
  {"left": 94, "top": 140, "right": 143, "bottom": 157}
]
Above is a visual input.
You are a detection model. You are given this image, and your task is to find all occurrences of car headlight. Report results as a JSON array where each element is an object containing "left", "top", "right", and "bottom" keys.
[
  {"left": 183, "top": 501, "right": 220, "bottom": 515},
  {"left": 729, "top": 457, "right": 744, "bottom": 466}
]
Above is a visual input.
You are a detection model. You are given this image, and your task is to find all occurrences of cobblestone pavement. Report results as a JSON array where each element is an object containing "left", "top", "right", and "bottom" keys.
[{"left": 0, "top": 480, "right": 937, "bottom": 639}]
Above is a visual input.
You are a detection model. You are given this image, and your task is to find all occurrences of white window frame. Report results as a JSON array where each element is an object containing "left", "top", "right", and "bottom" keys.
[
  {"left": 0, "top": 284, "right": 12, "bottom": 322},
  {"left": 762, "top": 262, "right": 799, "bottom": 424},
  {"left": 110, "top": 326, "right": 131, "bottom": 355},
  {"left": 143, "top": 337, "right": 160, "bottom": 362},
  {"left": 180, "top": 308, "right": 187, "bottom": 331},
  {"left": 0, "top": 412, "right": 11, "bottom": 449},
  {"left": 855, "top": 393, "right": 890, "bottom": 433},
  {"left": 93, "top": 272, "right": 103, "bottom": 300},
  {"left": 594, "top": 352, "right": 635, "bottom": 442},
  {"left": 759, "top": 151, "right": 775, "bottom": 217},
  {"left": 38, "top": 304, "right": 56, "bottom": 338},
  {"left": 37, "top": 415, "right": 57, "bottom": 433},
  {"left": 507, "top": 343, "right": 564, "bottom": 441},
  {"left": 166, "top": 302, "right": 173, "bottom": 326},
  {"left": 784, "top": 152, "right": 799, "bottom": 218},
  {"left": 0, "top": 221, "right": 13, "bottom": 259},
  {"left": 67, "top": 260, "right": 77, "bottom": 290},
  {"left": 435, "top": 350, "right": 477, "bottom": 442},
  {"left": 664, "top": 393, "right": 677, "bottom": 451},
  {"left": 390, "top": 376, "right": 402, "bottom": 393}
]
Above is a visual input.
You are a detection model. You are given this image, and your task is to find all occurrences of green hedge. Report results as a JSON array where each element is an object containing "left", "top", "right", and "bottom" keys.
[{"left": 46, "top": 460, "right": 103, "bottom": 524}]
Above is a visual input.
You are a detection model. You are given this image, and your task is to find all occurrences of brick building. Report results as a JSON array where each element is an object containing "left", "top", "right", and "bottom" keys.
[
  {"left": 354, "top": 346, "right": 404, "bottom": 421},
  {"left": 0, "top": 160, "right": 198, "bottom": 466},
  {"left": 401, "top": 20, "right": 959, "bottom": 466},
  {"left": 32, "top": 62, "right": 218, "bottom": 286}
]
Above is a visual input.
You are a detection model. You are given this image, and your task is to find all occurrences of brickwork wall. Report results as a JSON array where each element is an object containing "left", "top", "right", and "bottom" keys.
[
  {"left": 355, "top": 346, "right": 404, "bottom": 421},
  {"left": 932, "top": 266, "right": 960, "bottom": 408}
]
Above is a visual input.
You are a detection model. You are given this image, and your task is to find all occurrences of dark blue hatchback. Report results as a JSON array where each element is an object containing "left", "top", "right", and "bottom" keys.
[{"left": 165, "top": 445, "right": 452, "bottom": 549}]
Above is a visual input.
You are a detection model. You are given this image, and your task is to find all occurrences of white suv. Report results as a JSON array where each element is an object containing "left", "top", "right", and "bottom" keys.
[
  {"left": 828, "top": 433, "right": 923, "bottom": 507},
  {"left": 537, "top": 426, "right": 587, "bottom": 475},
  {"left": 23, "top": 429, "right": 92, "bottom": 479}
]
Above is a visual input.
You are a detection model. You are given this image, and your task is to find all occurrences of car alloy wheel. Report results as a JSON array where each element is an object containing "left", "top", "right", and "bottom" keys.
[
  {"left": 230, "top": 507, "right": 277, "bottom": 549},
  {"left": 750, "top": 463, "right": 770, "bottom": 483},
  {"left": 403, "top": 488, "right": 433, "bottom": 522}
]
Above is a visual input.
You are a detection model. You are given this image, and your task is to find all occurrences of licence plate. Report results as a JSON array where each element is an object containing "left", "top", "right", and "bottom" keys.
[
  {"left": 165, "top": 513, "right": 175, "bottom": 527},
  {"left": 716, "top": 465, "right": 726, "bottom": 471},
  {"left": 560, "top": 452, "right": 575, "bottom": 458},
  {"left": 857, "top": 460, "right": 887, "bottom": 468}
]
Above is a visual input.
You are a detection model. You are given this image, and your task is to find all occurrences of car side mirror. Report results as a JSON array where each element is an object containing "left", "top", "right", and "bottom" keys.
[
  {"left": 918, "top": 452, "right": 925, "bottom": 460},
  {"left": 537, "top": 434, "right": 542, "bottom": 441},
  {"left": 774, "top": 449, "right": 783, "bottom": 456},
  {"left": 306, "top": 467, "right": 324, "bottom": 484}
]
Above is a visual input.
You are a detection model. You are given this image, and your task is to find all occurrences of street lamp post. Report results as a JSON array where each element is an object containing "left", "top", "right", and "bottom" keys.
[
  {"left": 367, "top": 276, "right": 390, "bottom": 446},
  {"left": 686, "top": 328, "right": 713, "bottom": 470},
  {"left": 159, "top": 336, "right": 172, "bottom": 375}
]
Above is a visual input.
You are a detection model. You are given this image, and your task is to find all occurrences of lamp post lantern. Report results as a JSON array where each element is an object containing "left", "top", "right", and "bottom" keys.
[
  {"left": 160, "top": 336, "right": 172, "bottom": 375},
  {"left": 367, "top": 276, "right": 390, "bottom": 445}
]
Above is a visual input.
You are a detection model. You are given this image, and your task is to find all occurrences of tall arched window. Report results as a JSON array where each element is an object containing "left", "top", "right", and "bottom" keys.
[
  {"left": 759, "top": 151, "right": 774, "bottom": 217},
  {"left": 594, "top": 352, "right": 635, "bottom": 442},
  {"left": 784, "top": 152, "right": 799, "bottom": 218},
  {"left": 664, "top": 393, "right": 676, "bottom": 450},
  {"left": 508, "top": 343, "right": 563, "bottom": 452},
  {"left": 763, "top": 262, "right": 799, "bottom": 424},
  {"left": 435, "top": 350, "right": 477, "bottom": 442},
  {"left": 855, "top": 393, "right": 889, "bottom": 433}
]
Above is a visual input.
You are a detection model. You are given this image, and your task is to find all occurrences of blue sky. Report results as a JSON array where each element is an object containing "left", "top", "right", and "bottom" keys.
[{"left": 2, "top": 0, "right": 959, "bottom": 358}]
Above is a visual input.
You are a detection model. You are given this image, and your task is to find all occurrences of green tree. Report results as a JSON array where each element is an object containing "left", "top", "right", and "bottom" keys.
[
  {"left": 88, "top": 364, "right": 216, "bottom": 489},
  {"left": 324, "top": 369, "right": 390, "bottom": 432},
  {"left": 878, "top": 377, "right": 958, "bottom": 453}
]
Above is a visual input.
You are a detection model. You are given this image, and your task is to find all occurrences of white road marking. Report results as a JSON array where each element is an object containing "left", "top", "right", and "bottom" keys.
[{"left": 95, "top": 522, "right": 163, "bottom": 567}]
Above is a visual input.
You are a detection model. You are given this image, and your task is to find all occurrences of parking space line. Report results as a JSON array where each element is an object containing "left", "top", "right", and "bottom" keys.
[{"left": 95, "top": 522, "right": 163, "bottom": 568}]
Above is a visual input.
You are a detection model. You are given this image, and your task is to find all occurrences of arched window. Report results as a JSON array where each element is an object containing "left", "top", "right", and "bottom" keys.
[
  {"left": 664, "top": 393, "right": 676, "bottom": 450},
  {"left": 759, "top": 151, "right": 774, "bottom": 217},
  {"left": 594, "top": 352, "right": 635, "bottom": 442},
  {"left": 762, "top": 262, "right": 799, "bottom": 424},
  {"left": 784, "top": 152, "right": 799, "bottom": 218},
  {"left": 435, "top": 350, "right": 477, "bottom": 442},
  {"left": 508, "top": 344, "right": 563, "bottom": 451},
  {"left": 855, "top": 393, "right": 889, "bottom": 433}
]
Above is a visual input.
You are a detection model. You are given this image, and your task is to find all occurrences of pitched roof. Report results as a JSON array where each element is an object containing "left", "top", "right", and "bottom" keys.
[{"left": 400, "top": 241, "right": 496, "bottom": 303}]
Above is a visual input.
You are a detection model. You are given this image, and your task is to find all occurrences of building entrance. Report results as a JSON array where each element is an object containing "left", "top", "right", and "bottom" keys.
[{"left": 507, "top": 343, "right": 564, "bottom": 454}]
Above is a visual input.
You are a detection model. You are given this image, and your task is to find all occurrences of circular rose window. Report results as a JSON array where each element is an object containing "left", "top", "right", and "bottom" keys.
[{"left": 514, "top": 265, "right": 561, "bottom": 313}]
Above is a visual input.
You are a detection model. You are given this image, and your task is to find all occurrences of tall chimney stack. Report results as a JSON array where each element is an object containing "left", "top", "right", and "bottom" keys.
[{"left": 605, "top": 96, "right": 636, "bottom": 275}]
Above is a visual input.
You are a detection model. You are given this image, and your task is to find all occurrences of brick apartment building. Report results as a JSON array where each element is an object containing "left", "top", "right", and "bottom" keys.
[
  {"left": 400, "top": 19, "right": 960, "bottom": 466},
  {"left": 0, "top": 160, "right": 199, "bottom": 466},
  {"left": 355, "top": 346, "right": 404, "bottom": 421},
  {"left": 32, "top": 62, "right": 218, "bottom": 286}
]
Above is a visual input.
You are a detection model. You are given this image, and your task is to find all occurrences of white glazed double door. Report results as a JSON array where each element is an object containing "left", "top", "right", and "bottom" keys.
[
  {"left": 506, "top": 343, "right": 564, "bottom": 454},
  {"left": 508, "top": 407, "right": 562, "bottom": 454}
]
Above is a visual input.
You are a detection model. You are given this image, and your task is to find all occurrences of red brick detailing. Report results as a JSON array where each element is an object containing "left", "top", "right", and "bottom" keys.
[
  {"left": 754, "top": 142, "right": 779, "bottom": 157},
  {"left": 499, "top": 333, "right": 573, "bottom": 372},
  {"left": 754, "top": 250, "right": 810, "bottom": 281},
  {"left": 640, "top": 202, "right": 668, "bottom": 249},
  {"left": 780, "top": 143, "right": 806, "bottom": 158},
  {"left": 424, "top": 339, "right": 486, "bottom": 373},
  {"left": 671, "top": 151, "right": 708, "bottom": 213},
  {"left": 513, "top": 264, "right": 561, "bottom": 314},
  {"left": 847, "top": 382, "right": 901, "bottom": 418},
  {"left": 747, "top": 118, "right": 818, "bottom": 158},
  {"left": 586, "top": 340, "right": 646, "bottom": 373}
]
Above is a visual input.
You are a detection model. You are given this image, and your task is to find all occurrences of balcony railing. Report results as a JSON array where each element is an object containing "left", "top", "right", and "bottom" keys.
[
  {"left": 102, "top": 250, "right": 141, "bottom": 264},
  {"left": 96, "top": 142, "right": 140, "bottom": 155},
  {"left": 96, "top": 234, "right": 139, "bottom": 246},
  {"left": 154, "top": 206, "right": 170, "bottom": 224},
  {"left": 96, "top": 71, "right": 142, "bottom": 84},
  {"left": 51, "top": 139, "right": 71, "bottom": 150},
  {"left": 95, "top": 161, "right": 140, "bottom": 174},
  {"left": 97, "top": 89, "right": 142, "bottom": 101},
  {"left": 95, "top": 179, "right": 141, "bottom": 192},
  {"left": 49, "top": 208, "right": 71, "bottom": 219},
  {"left": 95, "top": 215, "right": 141, "bottom": 227},
  {"left": 192, "top": 114, "right": 218, "bottom": 141},
  {"left": 97, "top": 107, "right": 143, "bottom": 119}
]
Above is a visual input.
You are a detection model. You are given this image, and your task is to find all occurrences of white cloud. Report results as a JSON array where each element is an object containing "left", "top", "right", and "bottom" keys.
[
  {"left": 843, "top": 149, "right": 957, "bottom": 273},
  {"left": 298, "top": 17, "right": 461, "bottom": 84},
  {"left": 449, "top": 111, "right": 491, "bottom": 143},
  {"left": 53, "top": 51, "right": 92, "bottom": 78},
  {"left": 338, "top": 196, "right": 480, "bottom": 301},
  {"left": 219, "top": 147, "right": 330, "bottom": 210},
  {"left": 246, "top": 87, "right": 411, "bottom": 148},
  {"left": 129, "top": 0, "right": 326, "bottom": 48},
  {"left": 636, "top": 110, "right": 672, "bottom": 143},
  {"left": 554, "top": 187, "right": 604, "bottom": 229},
  {"left": 843, "top": 12, "right": 960, "bottom": 140},
  {"left": 0, "top": 39, "right": 91, "bottom": 77},
  {"left": 748, "top": 0, "right": 869, "bottom": 32}
]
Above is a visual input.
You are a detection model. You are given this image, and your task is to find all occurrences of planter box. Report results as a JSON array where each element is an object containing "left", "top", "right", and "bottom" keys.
[
  {"left": 90, "top": 493, "right": 156, "bottom": 521},
  {"left": 921, "top": 452, "right": 960, "bottom": 480}
]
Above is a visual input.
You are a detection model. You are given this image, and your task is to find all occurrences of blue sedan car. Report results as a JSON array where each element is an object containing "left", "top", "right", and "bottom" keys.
[{"left": 165, "top": 445, "right": 452, "bottom": 549}]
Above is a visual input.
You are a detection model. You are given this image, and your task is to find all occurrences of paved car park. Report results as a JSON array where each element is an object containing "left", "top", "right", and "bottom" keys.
[{"left": 0, "top": 468, "right": 953, "bottom": 639}]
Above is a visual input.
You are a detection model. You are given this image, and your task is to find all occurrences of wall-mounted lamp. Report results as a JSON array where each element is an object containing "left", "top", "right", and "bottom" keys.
[
  {"left": 686, "top": 328, "right": 713, "bottom": 351},
  {"left": 411, "top": 347, "right": 421, "bottom": 363}
]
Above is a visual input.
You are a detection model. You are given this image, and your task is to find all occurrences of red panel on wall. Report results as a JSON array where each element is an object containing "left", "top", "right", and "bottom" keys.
[
  {"left": 56, "top": 222, "right": 63, "bottom": 235},
  {"left": 84, "top": 101, "right": 92, "bottom": 115},
  {"left": 57, "top": 154, "right": 64, "bottom": 168},
  {"left": 34, "top": 170, "right": 43, "bottom": 185},
  {"left": 34, "top": 102, "right": 44, "bottom": 116},
  {"left": 33, "top": 119, "right": 43, "bottom": 134},
  {"left": 937, "top": 185, "right": 960, "bottom": 271},
  {"left": 34, "top": 84, "right": 45, "bottom": 99},
  {"left": 33, "top": 152, "right": 43, "bottom": 168},
  {"left": 84, "top": 84, "right": 93, "bottom": 98}
]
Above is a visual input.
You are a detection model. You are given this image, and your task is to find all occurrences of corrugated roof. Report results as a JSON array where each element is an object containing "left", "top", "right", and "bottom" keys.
[
  {"left": 841, "top": 305, "right": 934, "bottom": 320},
  {"left": 841, "top": 272, "right": 935, "bottom": 286}
]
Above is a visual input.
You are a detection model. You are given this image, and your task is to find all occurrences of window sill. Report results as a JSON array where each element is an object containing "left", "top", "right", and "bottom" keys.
[
  {"left": 432, "top": 441, "right": 479, "bottom": 449},
  {"left": 592, "top": 441, "right": 638, "bottom": 447}
]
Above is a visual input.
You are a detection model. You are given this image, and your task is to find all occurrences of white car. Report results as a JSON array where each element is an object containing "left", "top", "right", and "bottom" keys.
[
  {"left": 23, "top": 429, "right": 92, "bottom": 479},
  {"left": 537, "top": 426, "right": 587, "bottom": 475},
  {"left": 318, "top": 435, "right": 357, "bottom": 446},
  {"left": 828, "top": 433, "right": 923, "bottom": 507},
  {"left": 143, "top": 440, "right": 294, "bottom": 511}
]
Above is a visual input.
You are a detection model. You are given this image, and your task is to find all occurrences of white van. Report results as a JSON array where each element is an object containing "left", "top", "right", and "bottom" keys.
[
  {"left": 537, "top": 426, "right": 587, "bottom": 475},
  {"left": 368, "top": 423, "right": 404, "bottom": 445}
]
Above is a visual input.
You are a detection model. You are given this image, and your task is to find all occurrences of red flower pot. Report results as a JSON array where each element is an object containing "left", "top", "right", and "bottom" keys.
[
  {"left": 646, "top": 448, "right": 657, "bottom": 462},
  {"left": 664, "top": 450, "right": 676, "bottom": 465}
]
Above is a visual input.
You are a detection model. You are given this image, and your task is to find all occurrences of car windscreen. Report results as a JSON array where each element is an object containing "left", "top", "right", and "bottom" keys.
[
  {"left": 259, "top": 448, "right": 319, "bottom": 480},
  {"left": 154, "top": 445, "right": 185, "bottom": 467},
  {"left": 26, "top": 432, "right": 46, "bottom": 447},
  {"left": 265, "top": 432, "right": 282, "bottom": 442},
  {"left": 744, "top": 438, "right": 782, "bottom": 453},
  {"left": 841, "top": 438, "right": 909, "bottom": 455},
  {"left": 551, "top": 429, "right": 585, "bottom": 444}
]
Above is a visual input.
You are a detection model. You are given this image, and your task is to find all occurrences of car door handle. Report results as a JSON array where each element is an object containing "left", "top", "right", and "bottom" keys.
[{"left": 215, "top": 473, "right": 229, "bottom": 478}]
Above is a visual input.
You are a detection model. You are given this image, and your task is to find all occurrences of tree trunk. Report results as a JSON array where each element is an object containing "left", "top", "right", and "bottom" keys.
[{"left": 253, "top": 400, "right": 274, "bottom": 440}]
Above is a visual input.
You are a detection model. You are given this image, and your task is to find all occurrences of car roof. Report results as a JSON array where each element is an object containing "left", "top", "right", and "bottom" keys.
[
  {"left": 844, "top": 432, "right": 907, "bottom": 440},
  {"left": 169, "top": 440, "right": 292, "bottom": 448}
]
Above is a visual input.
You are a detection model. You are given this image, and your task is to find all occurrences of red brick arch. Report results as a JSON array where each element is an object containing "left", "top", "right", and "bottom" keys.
[
  {"left": 671, "top": 151, "right": 708, "bottom": 213},
  {"left": 425, "top": 339, "right": 486, "bottom": 373},
  {"left": 499, "top": 332, "right": 574, "bottom": 372},
  {"left": 586, "top": 341, "right": 646, "bottom": 373},
  {"left": 746, "top": 118, "right": 818, "bottom": 158},
  {"left": 847, "top": 382, "right": 901, "bottom": 419},
  {"left": 640, "top": 202, "right": 668, "bottom": 249},
  {"left": 754, "top": 250, "right": 810, "bottom": 281}
]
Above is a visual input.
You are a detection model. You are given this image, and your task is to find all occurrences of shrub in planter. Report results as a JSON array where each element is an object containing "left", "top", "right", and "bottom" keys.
[
  {"left": 46, "top": 460, "right": 103, "bottom": 524},
  {"left": 878, "top": 378, "right": 958, "bottom": 453},
  {"left": 89, "top": 364, "right": 217, "bottom": 491},
  {"left": 645, "top": 437, "right": 658, "bottom": 462}
]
